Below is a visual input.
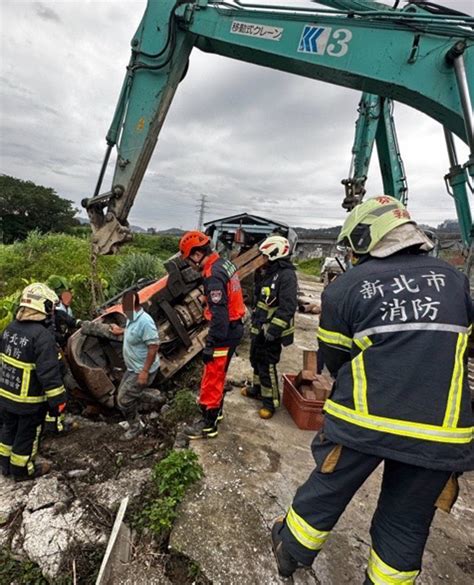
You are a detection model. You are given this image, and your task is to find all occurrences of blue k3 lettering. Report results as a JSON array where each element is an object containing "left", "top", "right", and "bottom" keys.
[{"left": 298, "top": 25, "right": 352, "bottom": 57}]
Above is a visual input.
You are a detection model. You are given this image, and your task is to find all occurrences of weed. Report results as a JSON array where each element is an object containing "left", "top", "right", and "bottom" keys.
[
  {"left": 164, "top": 389, "right": 199, "bottom": 424},
  {"left": 110, "top": 253, "right": 164, "bottom": 295},
  {"left": 0, "top": 231, "right": 176, "bottom": 320},
  {"left": 296, "top": 257, "right": 322, "bottom": 277},
  {"left": 187, "top": 559, "right": 203, "bottom": 579},
  {"left": 0, "top": 548, "right": 48, "bottom": 584},
  {"left": 134, "top": 450, "right": 203, "bottom": 541}
]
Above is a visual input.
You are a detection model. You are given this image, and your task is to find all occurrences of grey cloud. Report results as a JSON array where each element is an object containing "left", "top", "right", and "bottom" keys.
[
  {"left": 34, "top": 2, "right": 62, "bottom": 23},
  {"left": 0, "top": 0, "right": 469, "bottom": 232}
]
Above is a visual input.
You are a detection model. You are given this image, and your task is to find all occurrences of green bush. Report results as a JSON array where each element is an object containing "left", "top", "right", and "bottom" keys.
[
  {"left": 0, "top": 289, "right": 22, "bottom": 333},
  {"left": 0, "top": 548, "right": 48, "bottom": 584},
  {"left": 164, "top": 390, "right": 199, "bottom": 424},
  {"left": 296, "top": 257, "right": 323, "bottom": 277},
  {"left": 135, "top": 450, "right": 203, "bottom": 540},
  {"left": 127, "top": 234, "right": 179, "bottom": 259},
  {"left": 0, "top": 231, "right": 178, "bottom": 320},
  {"left": 110, "top": 253, "right": 165, "bottom": 295},
  {"left": 0, "top": 231, "right": 118, "bottom": 297}
]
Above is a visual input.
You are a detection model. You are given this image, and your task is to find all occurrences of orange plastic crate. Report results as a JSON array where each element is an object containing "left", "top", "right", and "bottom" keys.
[{"left": 282, "top": 373, "right": 325, "bottom": 431}]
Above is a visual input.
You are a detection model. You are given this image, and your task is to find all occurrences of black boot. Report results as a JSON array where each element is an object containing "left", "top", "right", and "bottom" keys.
[
  {"left": 216, "top": 400, "right": 224, "bottom": 423},
  {"left": 271, "top": 518, "right": 299, "bottom": 578},
  {"left": 183, "top": 408, "right": 219, "bottom": 440},
  {"left": 0, "top": 461, "right": 10, "bottom": 477}
]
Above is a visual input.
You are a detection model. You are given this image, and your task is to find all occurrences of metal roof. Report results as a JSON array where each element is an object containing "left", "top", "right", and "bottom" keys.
[{"left": 204, "top": 212, "right": 289, "bottom": 230}]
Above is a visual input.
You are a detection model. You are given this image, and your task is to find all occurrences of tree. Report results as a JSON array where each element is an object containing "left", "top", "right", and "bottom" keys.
[
  {"left": 0, "top": 175, "right": 78, "bottom": 244},
  {"left": 436, "top": 219, "right": 459, "bottom": 233}
]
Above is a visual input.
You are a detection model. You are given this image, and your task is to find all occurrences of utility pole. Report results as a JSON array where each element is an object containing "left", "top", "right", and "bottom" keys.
[{"left": 196, "top": 194, "right": 208, "bottom": 230}]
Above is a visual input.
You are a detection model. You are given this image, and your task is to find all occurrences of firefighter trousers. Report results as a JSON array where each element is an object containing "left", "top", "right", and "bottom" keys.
[
  {"left": 0, "top": 406, "right": 46, "bottom": 479},
  {"left": 200, "top": 347, "right": 236, "bottom": 410},
  {"left": 249, "top": 333, "right": 282, "bottom": 411},
  {"left": 280, "top": 433, "right": 454, "bottom": 583}
]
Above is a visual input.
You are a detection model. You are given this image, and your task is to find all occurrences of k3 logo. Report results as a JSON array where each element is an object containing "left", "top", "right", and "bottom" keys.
[{"left": 298, "top": 25, "right": 352, "bottom": 57}]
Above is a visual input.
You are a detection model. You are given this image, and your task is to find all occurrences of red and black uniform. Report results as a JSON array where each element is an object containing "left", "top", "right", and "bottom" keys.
[
  {"left": 200, "top": 252, "right": 245, "bottom": 413},
  {"left": 0, "top": 320, "right": 66, "bottom": 478}
]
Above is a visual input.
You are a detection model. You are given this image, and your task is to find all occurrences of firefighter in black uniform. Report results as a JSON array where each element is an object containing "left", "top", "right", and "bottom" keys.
[
  {"left": 242, "top": 235, "right": 297, "bottom": 419},
  {"left": 0, "top": 283, "right": 66, "bottom": 481},
  {"left": 44, "top": 307, "right": 80, "bottom": 434},
  {"left": 179, "top": 231, "right": 246, "bottom": 439},
  {"left": 271, "top": 196, "right": 473, "bottom": 582}
]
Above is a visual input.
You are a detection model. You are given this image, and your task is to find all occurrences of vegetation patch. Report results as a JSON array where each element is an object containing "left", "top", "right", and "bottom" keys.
[
  {"left": 164, "top": 389, "right": 200, "bottom": 425},
  {"left": 165, "top": 551, "right": 211, "bottom": 585},
  {"left": 0, "top": 549, "right": 49, "bottom": 585},
  {"left": 0, "top": 230, "right": 178, "bottom": 325},
  {"left": 110, "top": 252, "right": 164, "bottom": 293},
  {"left": 133, "top": 449, "right": 203, "bottom": 542},
  {"left": 296, "top": 257, "right": 322, "bottom": 277}
]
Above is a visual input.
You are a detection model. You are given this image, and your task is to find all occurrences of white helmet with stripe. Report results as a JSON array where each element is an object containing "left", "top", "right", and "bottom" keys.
[{"left": 259, "top": 235, "right": 291, "bottom": 261}]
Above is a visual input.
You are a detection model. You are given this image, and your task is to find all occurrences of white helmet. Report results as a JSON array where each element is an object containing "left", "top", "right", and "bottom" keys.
[
  {"left": 259, "top": 235, "right": 291, "bottom": 261},
  {"left": 19, "top": 283, "right": 59, "bottom": 315}
]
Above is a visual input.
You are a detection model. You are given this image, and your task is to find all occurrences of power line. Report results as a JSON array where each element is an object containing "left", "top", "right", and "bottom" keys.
[{"left": 196, "top": 193, "right": 208, "bottom": 230}]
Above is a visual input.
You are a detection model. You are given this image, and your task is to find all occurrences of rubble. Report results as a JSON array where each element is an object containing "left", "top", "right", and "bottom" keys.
[
  {"left": 25, "top": 475, "right": 71, "bottom": 512},
  {"left": 20, "top": 500, "right": 105, "bottom": 579}
]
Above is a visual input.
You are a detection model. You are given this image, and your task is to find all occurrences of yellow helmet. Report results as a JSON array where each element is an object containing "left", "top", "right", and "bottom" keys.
[
  {"left": 19, "top": 283, "right": 59, "bottom": 315},
  {"left": 337, "top": 196, "right": 413, "bottom": 255}
]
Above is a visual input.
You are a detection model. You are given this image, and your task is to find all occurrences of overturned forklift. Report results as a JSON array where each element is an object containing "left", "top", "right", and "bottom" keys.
[{"left": 67, "top": 224, "right": 291, "bottom": 408}]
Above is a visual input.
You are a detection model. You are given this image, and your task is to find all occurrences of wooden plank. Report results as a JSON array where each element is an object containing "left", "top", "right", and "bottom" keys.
[
  {"left": 96, "top": 496, "right": 130, "bottom": 585},
  {"left": 303, "top": 350, "right": 317, "bottom": 373}
]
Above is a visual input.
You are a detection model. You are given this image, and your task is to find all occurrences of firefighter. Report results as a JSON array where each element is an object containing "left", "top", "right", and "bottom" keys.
[
  {"left": 43, "top": 302, "right": 81, "bottom": 434},
  {"left": 241, "top": 235, "right": 297, "bottom": 419},
  {"left": 179, "top": 231, "right": 245, "bottom": 439},
  {"left": 0, "top": 283, "right": 66, "bottom": 481},
  {"left": 271, "top": 196, "right": 473, "bottom": 582}
]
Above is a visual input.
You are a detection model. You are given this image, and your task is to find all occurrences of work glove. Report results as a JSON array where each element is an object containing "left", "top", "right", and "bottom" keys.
[
  {"left": 264, "top": 332, "right": 277, "bottom": 343},
  {"left": 48, "top": 402, "right": 66, "bottom": 417},
  {"left": 202, "top": 346, "right": 214, "bottom": 364}
]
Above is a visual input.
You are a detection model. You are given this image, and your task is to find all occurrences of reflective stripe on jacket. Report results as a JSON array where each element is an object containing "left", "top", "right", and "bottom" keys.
[
  {"left": 202, "top": 253, "right": 246, "bottom": 346},
  {"left": 251, "top": 258, "right": 297, "bottom": 346},
  {"left": 0, "top": 320, "right": 66, "bottom": 414},
  {"left": 318, "top": 252, "right": 473, "bottom": 472}
]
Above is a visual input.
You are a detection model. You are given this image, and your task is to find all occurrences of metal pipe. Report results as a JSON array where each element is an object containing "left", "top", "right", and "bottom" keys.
[
  {"left": 225, "top": 1, "right": 474, "bottom": 23},
  {"left": 443, "top": 127, "right": 459, "bottom": 168},
  {"left": 449, "top": 44, "right": 474, "bottom": 153},
  {"left": 93, "top": 144, "right": 113, "bottom": 199}
]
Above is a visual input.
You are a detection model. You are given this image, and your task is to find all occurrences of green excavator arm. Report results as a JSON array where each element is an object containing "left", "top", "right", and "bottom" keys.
[
  {"left": 342, "top": 92, "right": 408, "bottom": 212},
  {"left": 83, "top": 0, "right": 474, "bottom": 254}
]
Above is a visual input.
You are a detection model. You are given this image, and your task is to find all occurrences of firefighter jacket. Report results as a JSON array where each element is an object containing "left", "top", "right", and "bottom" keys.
[
  {"left": 202, "top": 253, "right": 246, "bottom": 347},
  {"left": 317, "top": 252, "right": 473, "bottom": 472},
  {"left": 53, "top": 309, "right": 78, "bottom": 349},
  {"left": 251, "top": 258, "right": 297, "bottom": 346},
  {"left": 0, "top": 320, "right": 66, "bottom": 415}
]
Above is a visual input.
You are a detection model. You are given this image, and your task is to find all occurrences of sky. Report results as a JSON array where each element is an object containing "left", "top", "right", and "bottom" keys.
[{"left": 0, "top": 0, "right": 473, "bottom": 231}]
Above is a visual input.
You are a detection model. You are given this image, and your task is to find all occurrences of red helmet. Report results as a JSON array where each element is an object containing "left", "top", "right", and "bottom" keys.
[{"left": 179, "top": 230, "right": 211, "bottom": 259}]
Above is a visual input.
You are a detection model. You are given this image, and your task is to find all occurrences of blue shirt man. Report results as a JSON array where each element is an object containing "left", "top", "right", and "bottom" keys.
[
  {"left": 110, "top": 292, "right": 160, "bottom": 440},
  {"left": 123, "top": 309, "right": 160, "bottom": 374}
]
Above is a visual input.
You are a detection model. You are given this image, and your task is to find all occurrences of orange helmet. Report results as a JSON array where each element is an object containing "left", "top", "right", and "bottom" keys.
[{"left": 179, "top": 230, "right": 211, "bottom": 259}]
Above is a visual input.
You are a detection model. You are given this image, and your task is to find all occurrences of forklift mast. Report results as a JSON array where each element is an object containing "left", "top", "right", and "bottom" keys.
[{"left": 83, "top": 0, "right": 474, "bottom": 255}]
